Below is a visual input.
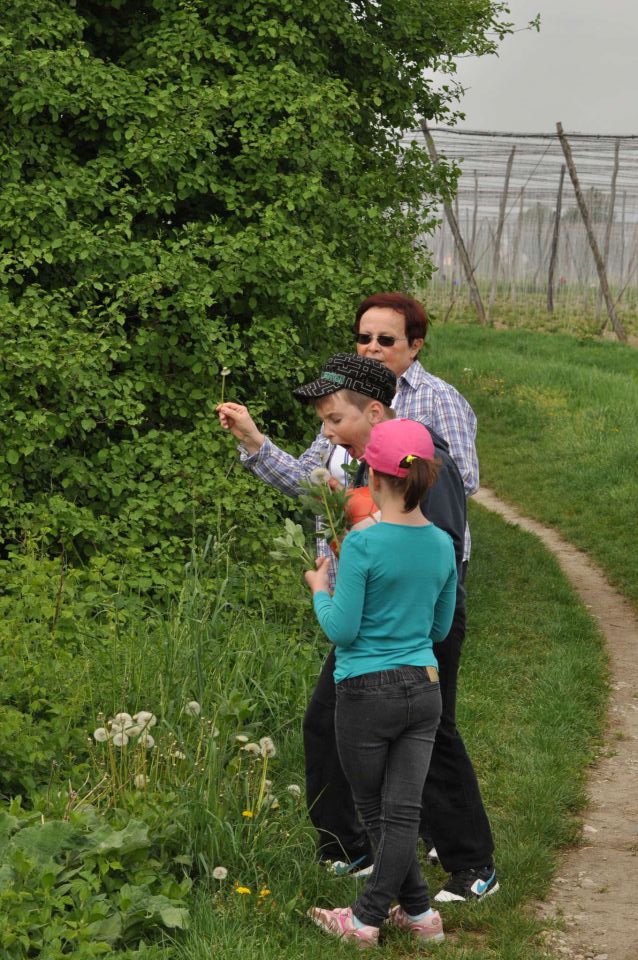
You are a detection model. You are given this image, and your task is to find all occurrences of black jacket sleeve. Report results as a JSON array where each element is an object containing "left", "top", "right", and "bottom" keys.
[{"left": 420, "top": 438, "right": 467, "bottom": 609}]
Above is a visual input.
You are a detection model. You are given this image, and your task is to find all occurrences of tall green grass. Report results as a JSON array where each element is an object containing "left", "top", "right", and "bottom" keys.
[
  {"left": 176, "top": 506, "right": 606, "bottom": 960},
  {"left": 427, "top": 324, "right": 638, "bottom": 609}
]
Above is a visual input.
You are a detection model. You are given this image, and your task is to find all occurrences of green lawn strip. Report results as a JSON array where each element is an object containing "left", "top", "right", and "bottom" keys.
[
  {"left": 426, "top": 323, "right": 638, "bottom": 610},
  {"left": 177, "top": 506, "right": 607, "bottom": 960}
]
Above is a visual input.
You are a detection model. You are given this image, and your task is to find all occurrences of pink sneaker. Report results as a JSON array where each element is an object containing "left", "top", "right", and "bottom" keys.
[
  {"left": 387, "top": 905, "right": 445, "bottom": 942},
  {"left": 307, "top": 906, "right": 379, "bottom": 948}
]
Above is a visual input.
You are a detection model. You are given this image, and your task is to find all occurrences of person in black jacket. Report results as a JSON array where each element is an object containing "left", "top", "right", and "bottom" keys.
[{"left": 296, "top": 356, "right": 498, "bottom": 903}]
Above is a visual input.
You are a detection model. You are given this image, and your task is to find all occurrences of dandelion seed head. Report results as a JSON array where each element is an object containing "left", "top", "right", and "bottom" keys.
[
  {"left": 286, "top": 784, "right": 301, "bottom": 798},
  {"left": 212, "top": 866, "right": 228, "bottom": 880},
  {"left": 93, "top": 727, "right": 109, "bottom": 742},
  {"left": 112, "top": 732, "right": 129, "bottom": 747},
  {"left": 113, "top": 712, "right": 133, "bottom": 724},
  {"left": 185, "top": 701, "right": 201, "bottom": 716},
  {"left": 171, "top": 749, "right": 186, "bottom": 760},
  {"left": 243, "top": 742, "right": 261, "bottom": 756},
  {"left": 139, "top": 733, "right": 155, "bottom": 750},
  {"left": 221, "top": 367, "right": 231, "bottom": 377},
  {"left": 259, "top": 737, "right": 276, "bottom": 758},
  {"left": 309, "top": 466, "right": 331, "bottom": 485},
  {"left": 235, "top": 734, "right": 249, "bottom": 744},
  {"left": 133, "top": 711, "right": 157, "bottom": 728},
  {"left": 134, "top": 773, "right": 148, "bottom": 789}
]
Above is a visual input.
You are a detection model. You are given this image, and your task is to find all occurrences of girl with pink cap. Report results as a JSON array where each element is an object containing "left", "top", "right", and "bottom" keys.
[{"left": 304, "top": 417, "right": 457, "bottom": 947}]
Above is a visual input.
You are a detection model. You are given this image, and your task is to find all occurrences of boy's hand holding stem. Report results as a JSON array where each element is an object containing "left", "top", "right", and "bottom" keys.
[{"left": 217, "top": 401, "right": 265, "bottom": 455}]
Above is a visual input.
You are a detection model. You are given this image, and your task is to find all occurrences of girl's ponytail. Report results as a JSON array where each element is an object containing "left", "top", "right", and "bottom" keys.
[{"left": 399, "top": 456, "right": 440, "bottom": 512}]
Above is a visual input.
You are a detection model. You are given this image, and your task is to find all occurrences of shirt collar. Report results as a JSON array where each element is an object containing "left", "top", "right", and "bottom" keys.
[{"left": 397, "top": 359, "right": 423, "bottom": 389}]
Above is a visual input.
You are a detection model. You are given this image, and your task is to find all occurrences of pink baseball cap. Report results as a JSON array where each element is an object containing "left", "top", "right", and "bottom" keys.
[{"left": 361, "top": 418, "right": 435, "bottom": 478}]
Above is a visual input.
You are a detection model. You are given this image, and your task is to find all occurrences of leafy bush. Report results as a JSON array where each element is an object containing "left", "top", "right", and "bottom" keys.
[{"left": 0, "top": 0, "right": 511, "bottom": 580}]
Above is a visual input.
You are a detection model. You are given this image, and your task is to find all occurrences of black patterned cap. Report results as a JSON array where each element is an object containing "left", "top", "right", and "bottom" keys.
[{"left": 293, "top": 353, "right": 397, "bottom": 407}]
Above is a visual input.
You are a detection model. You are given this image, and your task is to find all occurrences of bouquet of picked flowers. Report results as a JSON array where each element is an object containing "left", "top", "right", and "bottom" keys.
[{"left": 269, "top": 464, "right": 378, "bottom": 567}]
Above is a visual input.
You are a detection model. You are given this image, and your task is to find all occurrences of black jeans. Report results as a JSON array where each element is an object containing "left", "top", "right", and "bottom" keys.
[
  {"left": 302, "top": 604, "right": 494, "bottom": 871},
  {"left": 336, "top": 667, "right": 441, "bottom": 927}
]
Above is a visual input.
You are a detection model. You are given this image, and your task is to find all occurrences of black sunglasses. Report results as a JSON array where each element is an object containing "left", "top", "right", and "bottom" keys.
[{"left": 355, "top": 333, "right": 408, "bottom": 347}]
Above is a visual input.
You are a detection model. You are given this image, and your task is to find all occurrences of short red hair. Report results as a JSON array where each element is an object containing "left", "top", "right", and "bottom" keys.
[{"left": 355, "top": 292, "right": 428, "bottom": 344}]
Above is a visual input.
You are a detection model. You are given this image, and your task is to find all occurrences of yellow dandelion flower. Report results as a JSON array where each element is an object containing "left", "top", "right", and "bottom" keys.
[
  {"left": 259, "top": 887, "right": 271, "bottom": 898},
  {"left": 242, "top": 809, "right": 254, "bottom": 818},
  {"left": 235, "top": 886, "right": 251, "bottom": 895}
]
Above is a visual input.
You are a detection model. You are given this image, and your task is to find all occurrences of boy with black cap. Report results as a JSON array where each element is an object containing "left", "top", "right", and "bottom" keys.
[{"left": 218, "top": 354, "right": 497, "bottom": 902}]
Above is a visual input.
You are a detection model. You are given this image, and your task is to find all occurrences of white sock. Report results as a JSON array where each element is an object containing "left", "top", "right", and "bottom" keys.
[{"left": 407, "top": 907, "right": 435, "bottom": 921}]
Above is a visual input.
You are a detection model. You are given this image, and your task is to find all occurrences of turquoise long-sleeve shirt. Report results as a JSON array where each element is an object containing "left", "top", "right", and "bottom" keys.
[{"left": 313, "top": 522, "right": 457, "bottom": 683}]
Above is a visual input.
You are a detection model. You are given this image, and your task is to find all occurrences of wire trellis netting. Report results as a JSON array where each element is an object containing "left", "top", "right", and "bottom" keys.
[{"left": 408, "top": 128, "right": 638, "bottom": 337}]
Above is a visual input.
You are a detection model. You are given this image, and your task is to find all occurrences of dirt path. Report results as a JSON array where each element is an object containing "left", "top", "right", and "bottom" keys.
[{"left": 473, "top": 488, "right": 638, "bottom": 960}]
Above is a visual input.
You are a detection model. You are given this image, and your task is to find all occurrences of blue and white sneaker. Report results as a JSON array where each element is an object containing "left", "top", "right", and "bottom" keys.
[
  {"left": 326, "top": 854, "right": 374, "bottom": 879},
  {"left": 434, "top": 866, "right": 499, "bottom": 902}
]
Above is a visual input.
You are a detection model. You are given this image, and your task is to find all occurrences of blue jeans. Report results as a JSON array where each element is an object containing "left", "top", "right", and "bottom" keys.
[{"left": 335, "top": 666, "right": 442, "bottom": 927}]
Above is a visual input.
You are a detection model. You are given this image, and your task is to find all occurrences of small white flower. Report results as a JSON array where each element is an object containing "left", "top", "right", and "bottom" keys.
[
  {"left": 134, "top": 773, "right": 148, "bottom": 789},
  {"left": 185, "top": 701, "right": 201, "bottom": 716},
  {"left": 212, "top": 866, "right": 228, "bottom": 880},
  {"left": 210, "top": 726, "right": 220, "bottom": 738},
  {"left": 264, "top": 779, "right": 272, "bottom": 788},
  {"left": 112, "top": 732, "right": 129, "bottom": 747},
  {"left": 309, "top": 467, "right": 331, "bottom": 485},
  {"left": 139, "top": 733, "right": 155, "bottom": 749},
  {"left": 286, "top": 784, "right": 302, "bottom": 798},
  {"left": 243, "top": 742, "right": 261, "bottom": 756},
  {"left": 93, "top": 727, "right": 110, "bottom": 742},
  {"left": 235, "top": 734, "right": 249, "bottom": 744},
  {"left": 171, "top": 749, "right": 186, "bottom": 760},
  {"left": 259, "top": 737, "right": 276, "bottom": 758},
  {"left": 221, "top": 367, "right": 231, "bottom": 377}
]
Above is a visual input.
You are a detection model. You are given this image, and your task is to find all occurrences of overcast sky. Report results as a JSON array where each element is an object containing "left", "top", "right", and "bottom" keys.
[{"left": 447, "top": 0, "right": 638, "bottom": 135}]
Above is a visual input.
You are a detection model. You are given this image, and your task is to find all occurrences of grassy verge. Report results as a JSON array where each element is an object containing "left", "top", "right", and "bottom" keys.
[
  {"left": 426, "top": 323, "right": 638, "bottom": 609},
  {"left": 177, "top": 505, "right": 607, "bottom": 960}
]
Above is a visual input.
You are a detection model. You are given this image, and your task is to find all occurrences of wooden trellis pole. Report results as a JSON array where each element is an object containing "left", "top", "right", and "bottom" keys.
[
  {"left": 487, "top": 145, "right": 515, "bottom": 319},
  {"left": 597, "top": 139, "right": 620, "bottom": 329},
  {"left": 556, "top": 122, "right": 627, "bottom": 342},
  {"left": 547, "top": 164, "right": 566, "bottom": 313},
  {"left": 420, "top": 120, "right": 487, "bottom": 325}
]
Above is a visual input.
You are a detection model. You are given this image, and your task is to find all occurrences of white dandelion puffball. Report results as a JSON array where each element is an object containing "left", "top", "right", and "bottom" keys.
[
  {"left": 286, "top": 784, "right": 302, "bottom": 798},
  {"left": 210, "top": 726, "right": 220, "bottom": 738},
  {"left": 243, "top": 742, "right": 261, "bottom": 756},
  {"left": 112, "top": 732, "right": 129, "bottom": 747},
  {"left": 113, "top": 712, "right": 133, "bottom": 724},
  {"left": 172, "top": 749, "right": 186, "bottom": 760},
  {"left": 185, "top": 701, "right": 201, "bottom": 716},
  {"left": 125, "top": 725, "right": 143, "bottom": 738},
  {"left": 235, "top": 734, "right": 249, "bottom": 744},
  {"left": 133, "top": 711, "right": 157, "bottom": 728},
  {"left": 309, "top": 467, "right": 331, "bottom": 485},
  {"left": 134, "top": 773, "right": 148, "bottom": 789},
  {"left": 212, "top": 866, "right": 228, "bottom": 880},
  {"left": 93, "top": 727, "right": 110, "bottom": 742},
  {"left": 139, "top": 733, "right": 155, "bottom": 750},
  {"left": 259, "top": 737, "right": 276, "bottom": 758},
  {"left": 269, "top": 797, "right": 280, "bottom": 810}
]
